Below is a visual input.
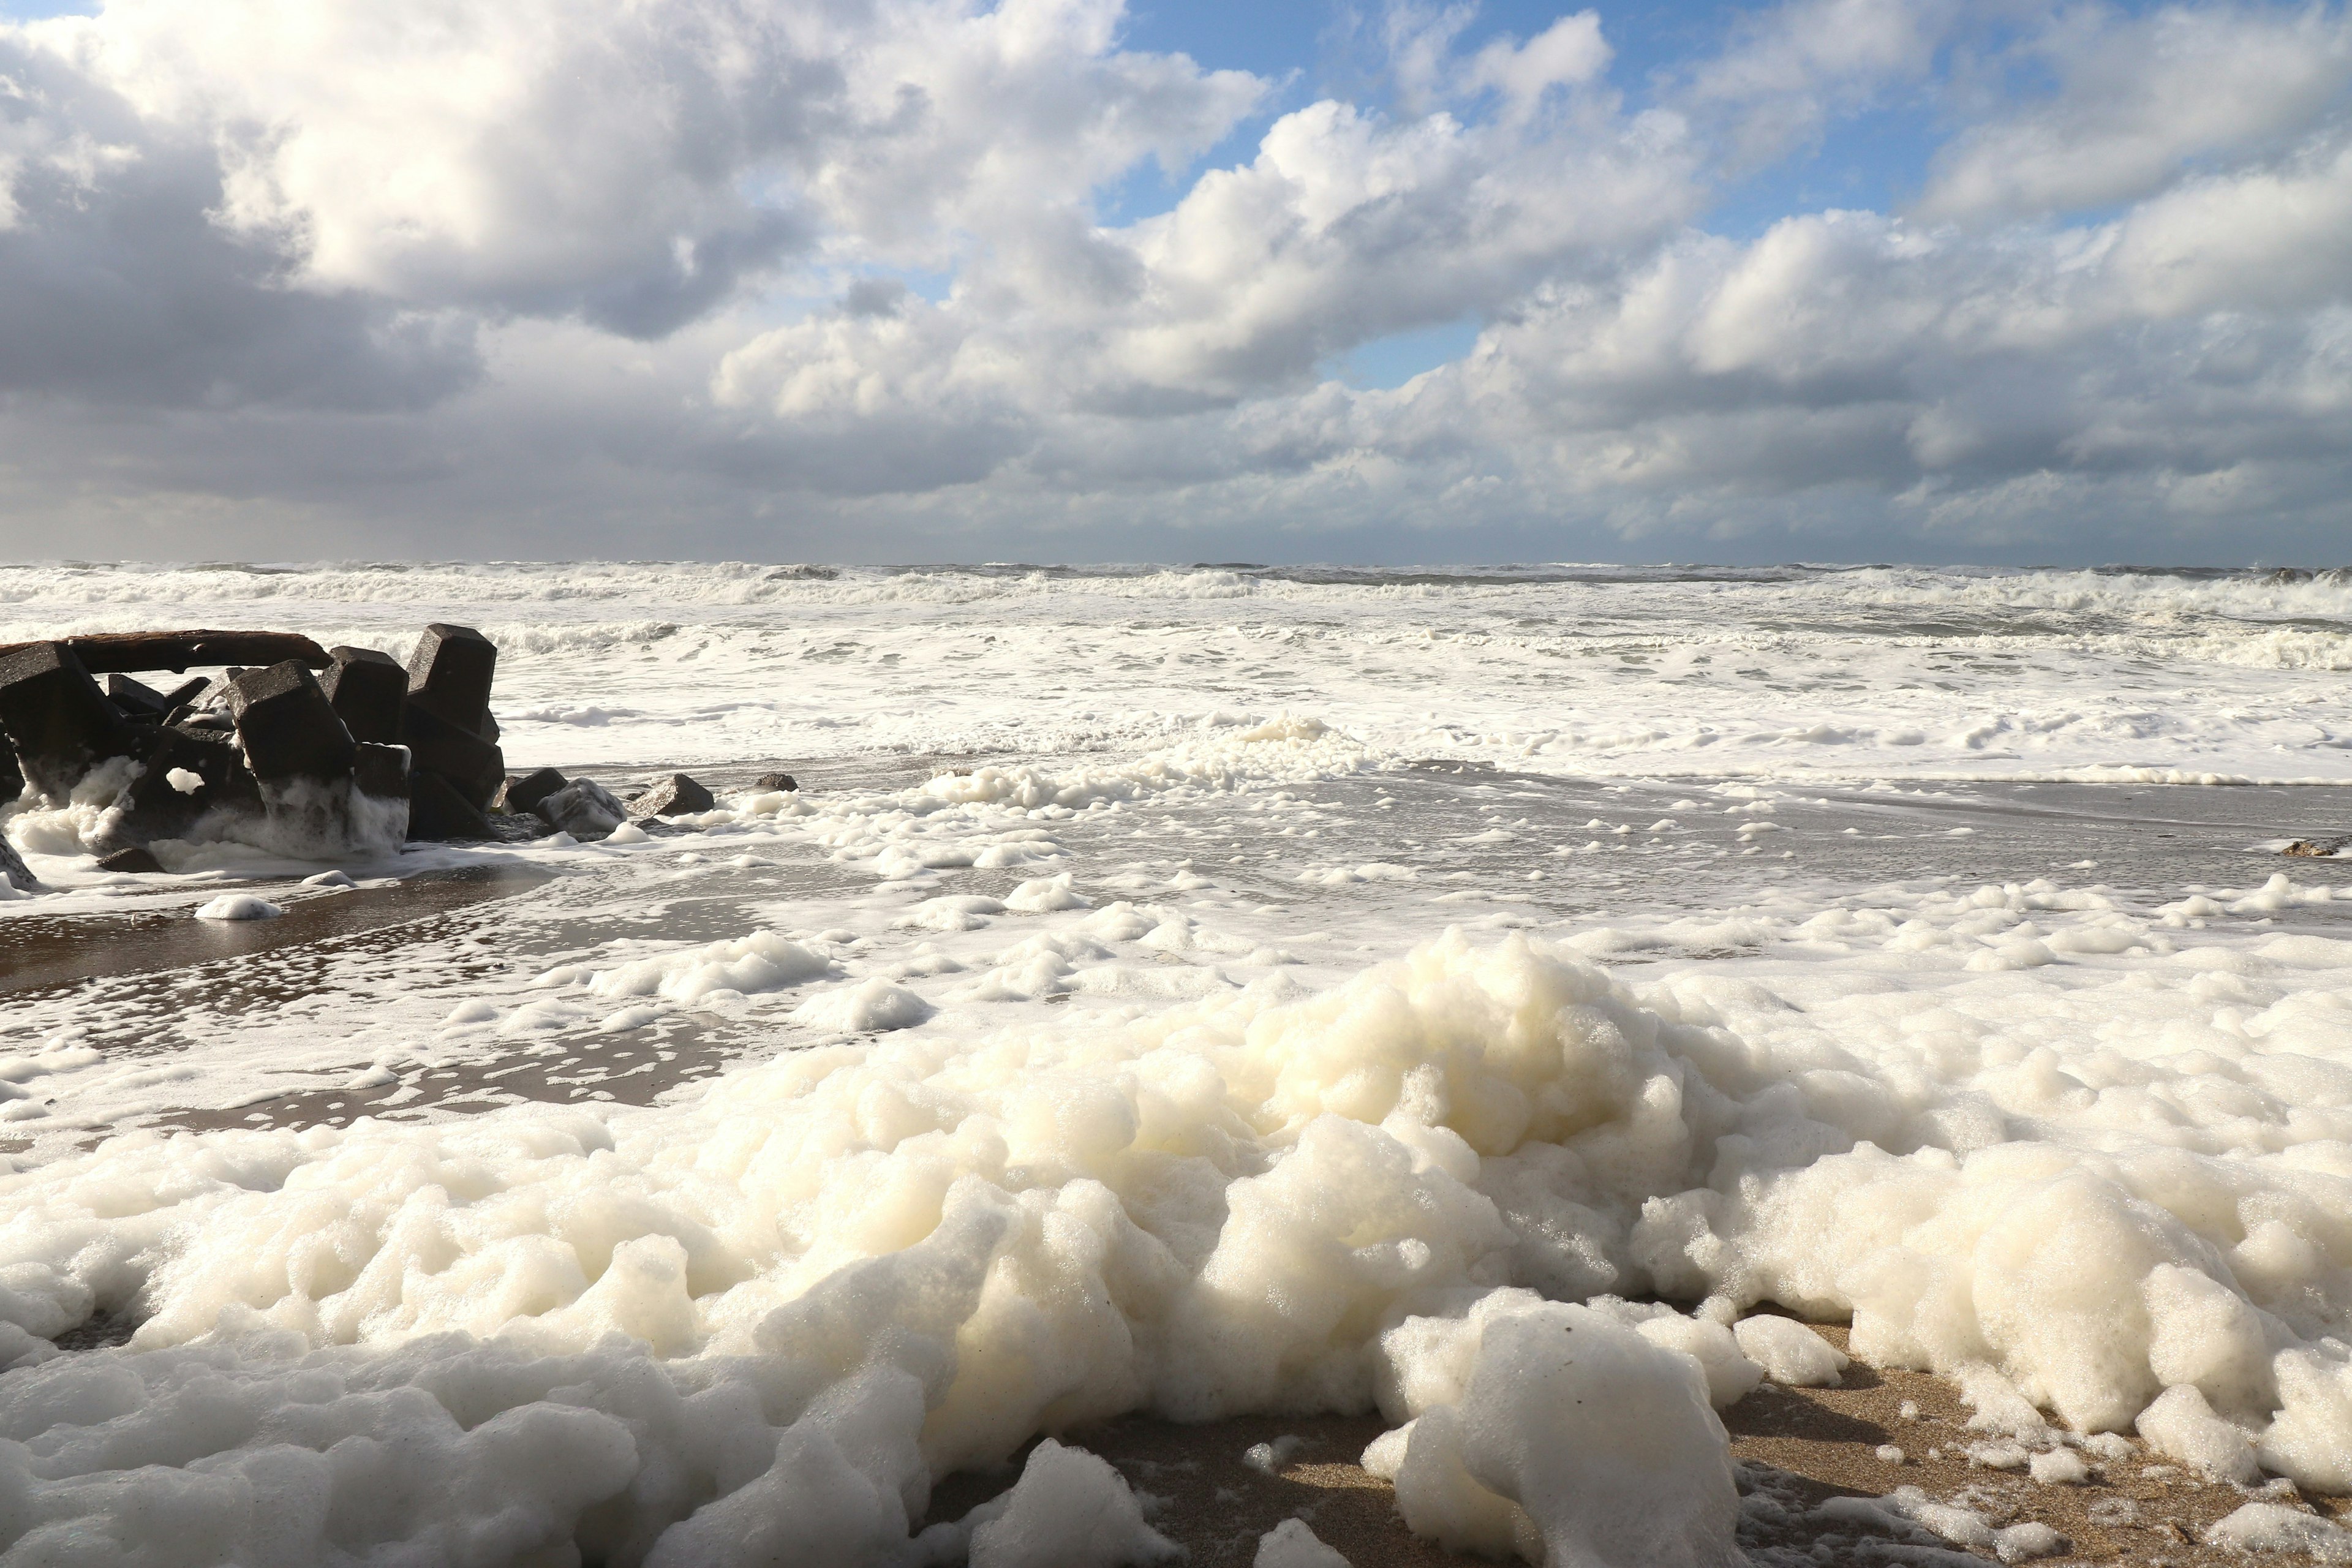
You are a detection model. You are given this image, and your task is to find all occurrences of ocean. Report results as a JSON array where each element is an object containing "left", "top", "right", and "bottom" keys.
[{"left": 4, "top": 560, "right": 2351, "bottom": 1564}]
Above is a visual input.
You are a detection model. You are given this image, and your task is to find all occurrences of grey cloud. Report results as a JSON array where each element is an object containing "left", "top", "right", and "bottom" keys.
[
  {"left": 0, "top": 39, "right": 479, "bottom": 411},
  {"left": 0, "top": 0, "right": 2350, "bottom": 567}
]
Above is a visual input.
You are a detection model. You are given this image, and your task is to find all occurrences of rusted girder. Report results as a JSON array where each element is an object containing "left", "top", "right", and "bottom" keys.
[{"left": 0, "top": 630, "right": 330, "bottom": 674}]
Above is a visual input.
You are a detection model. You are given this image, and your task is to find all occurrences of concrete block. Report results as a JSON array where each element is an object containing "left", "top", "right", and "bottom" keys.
[
  {"left": 0, "top": 641, "right": 136, "bottom": 801},
  {"left": 323, "top": 647, "right": 407, "bottom": 745},
  {"left": 408, "top": 769, "right": 493, "bottom": 841},
  {"left": 402, "top": 698, "right": 504, "bottom": 809},
  {"left": 354, "top": 742, "right": 410, "bottom": 801},
  {"left": 225, "top": 662, "right": 358, "bottom": 784},
  {"left": 405, "top": 624, "right": 497, "bottom": 731}
]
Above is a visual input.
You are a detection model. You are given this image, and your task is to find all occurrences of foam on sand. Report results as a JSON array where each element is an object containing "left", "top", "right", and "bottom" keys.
[{"left": 7, "top": 912, "right": 2352, "bottom": 1562}]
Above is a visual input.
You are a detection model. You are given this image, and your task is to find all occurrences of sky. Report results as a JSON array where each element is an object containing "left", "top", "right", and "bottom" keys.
[{"left": 0, "top": 0, "right": 2347, "bottom": 566}]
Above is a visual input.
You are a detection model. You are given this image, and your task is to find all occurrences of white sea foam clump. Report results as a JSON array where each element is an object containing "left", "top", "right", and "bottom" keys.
[
  {"left": 4, "top": 927, "right": 2352, "bottom": 1562},
  {"left": 579, "top": 930, "right": 834, "bottom": 1005},
  {"left": 192, "top": 893, "right": 282, "bottom": 921}
]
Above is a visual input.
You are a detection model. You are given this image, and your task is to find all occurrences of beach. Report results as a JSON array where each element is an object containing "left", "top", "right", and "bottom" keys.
[{"left": 6, "top": 562, "right": 2352, "bottom": 1564}]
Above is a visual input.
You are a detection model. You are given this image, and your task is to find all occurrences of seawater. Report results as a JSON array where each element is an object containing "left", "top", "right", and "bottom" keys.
[
  {"left": 6, "top": 560, "right": 2351, "bottom": 783},
  {"left": 3, "top": 560, "right": 2352, "bottom": 1564}
]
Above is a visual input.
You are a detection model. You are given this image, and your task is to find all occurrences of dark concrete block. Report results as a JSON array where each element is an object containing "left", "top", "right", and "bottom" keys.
[
  {"left": 322, "top": 647, "right": 407, "bottom": 745},
  {"left": 405, "top": 624, "right": 497, "bottom": 731},
  {"left": 159, "top": 677, "right": 209, "bottom": 710},
  {"left": 95, "top": 845, "right": 164, "bottom": 874},
  {"left": 753, "top": 771, "right": 798, "bottom": 793},
  {"left": 124, "top": 727, "right": 255, "bottom": 827},
  {"left": 0, "top": 831, "right": 33, "bottom": 892},
  {"left": 493, "top": 766, "right": 568, "bottom": 816},
  {"left": 104, "top": 673, "right": 174, "bottom": 718},
  {"left": 0, "top": 641, "right": 137, "bottom": 801},
  {"left": 2, "top": 743, "right": 21, "bottom": 804},
  {"left": 354, "top": 742, "right": 410, "bottom": 801},
  {"left": 402, "top": 698, "right": 504, "bottom": 810},
  {"left": 226, "top": 662, "right": 358, "bottom": 784},
  {"left": 630, "top": 772, "right": 715, "bottom": 818},
  {"left": 408, "top": 769, "right": 493, "bottom": 842}
]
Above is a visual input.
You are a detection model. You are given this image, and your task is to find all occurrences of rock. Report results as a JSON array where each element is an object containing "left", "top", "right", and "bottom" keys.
[
  {"left": 401, "top": 698, "right": 505, "bottom": 810},
  {"left": 407, "top": 770, "right": 494, "bottom": 842},
  {"left": 493, "top": 766, "right": 568, "bottom": 816},
  {"left": 484, "top": 812, "right": 546, "bottom": 843},
  {"left": 157, "top": 676, "right": 209, "bottom": 710},
  {"left": 752, "top": 771, "right": 798, "bottom": 793},
  {"left": 95, "top": 845, "right": 164, "bottom": 874},
  {"left": 630, "top": 772, "right": 714, "bottom": 818},
  {"left": 1, "top": 745, "right": 21, "bottom": 804},
  {"left": 0, "top": 833, "right": 34, "bottom": 892},
  {"left": 119, "top": 726, "right": 257, "bottom": 837},
  {"left": 353, "top": 742, "right": 410, "bottom": 801},
  {"left": 0, "top": 641, "right": 137, "bottom": 801},
  {"left": 322, "top": 647, "right": 407, "bottom": 745},
  {"left": 224, "top": 662, "right": 358, "bottom": 785},
  {"left": 103, "top": 673, "right": 175, "bottom": 718},
  {"left": 537, "top": 777, "right": 627, "bottom": 839},
  {"left": 405, "top": 624, "right": 497, "bottom": 733},
  {"left": 2283, "top": 837, "right": 2350, "bottom": 857}
]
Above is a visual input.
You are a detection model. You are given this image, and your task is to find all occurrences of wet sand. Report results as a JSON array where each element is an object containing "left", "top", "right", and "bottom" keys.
[{"left": 922, "top": 1318, "right": 2350, "bottom": 1565}]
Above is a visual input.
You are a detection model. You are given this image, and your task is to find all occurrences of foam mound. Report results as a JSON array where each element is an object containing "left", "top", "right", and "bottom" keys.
[{"left": 4, "top": 927, "right": 2352, "bottom": 1562}]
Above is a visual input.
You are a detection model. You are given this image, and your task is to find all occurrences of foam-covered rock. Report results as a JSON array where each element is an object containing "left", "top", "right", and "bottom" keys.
[{"left": 538, "top": 777, "right": 628, "bottom": 839}]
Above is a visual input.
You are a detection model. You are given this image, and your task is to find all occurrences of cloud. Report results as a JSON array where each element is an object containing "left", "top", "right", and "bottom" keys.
[
  {"left": 0, "top": 0, "right": 2348, "bottom": 563},
  {"left": 1916, "top": 3, "right": 2352, "bottom": 222}
]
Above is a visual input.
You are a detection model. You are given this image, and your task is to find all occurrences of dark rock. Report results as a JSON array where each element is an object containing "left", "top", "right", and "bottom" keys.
[
  {"left": 405, "top": 624, "right": 497, "bottom": 733},
  {"left": 225, "top": 662, "right": 358, "bottom": 785},
  {"left": 402, "top": 698, "right": 505, "bottom": 810},
  {"left": 2283, "top": 837, "right": 2350, "bottom": 857},
  {"left": 121, "top": 726, "right": 256, "bottom": 836},
  {"left": 0, "top": 832, "right": 33, "bottom": 892},
  {"left": 630, "top": 772, "right": 715, "bottom": 818},
  {"left": 104, "top": 673, "right": 175, "bottom": 718},
  {"left": 484, "top": 812, "right": 546, "bottom": 843},
  {"left": 353, "top": 742, "right": 410, "bottom": 801},
  {"left": 2, "top": 744, "right": 21, "bottom": 804},
  {"left": 322, "top": 647, "right": 407, "bottom": 745},
  {"left": 752, "top": 771, "right": 798, "bottom": 793},
  {"left": 537, "top": 777, "right": 627, "bottom": 839},
  {"left": 408, "top": 769, "right": 494, "bottom": 842},
  {"left": 158, "top": 677, "right": 209, "bottom": 710},
  {"left": 95, "top": 845, "right": 164, "bottom": 874},
  {"left": 479, "top": 709, "right": 500, "bottom": 745},
  {"left": 493, "top": 766, "right": 568, "bottom": 816},
  {"left": 0, "top": 641, "right": 137, "bottom": 801}
]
